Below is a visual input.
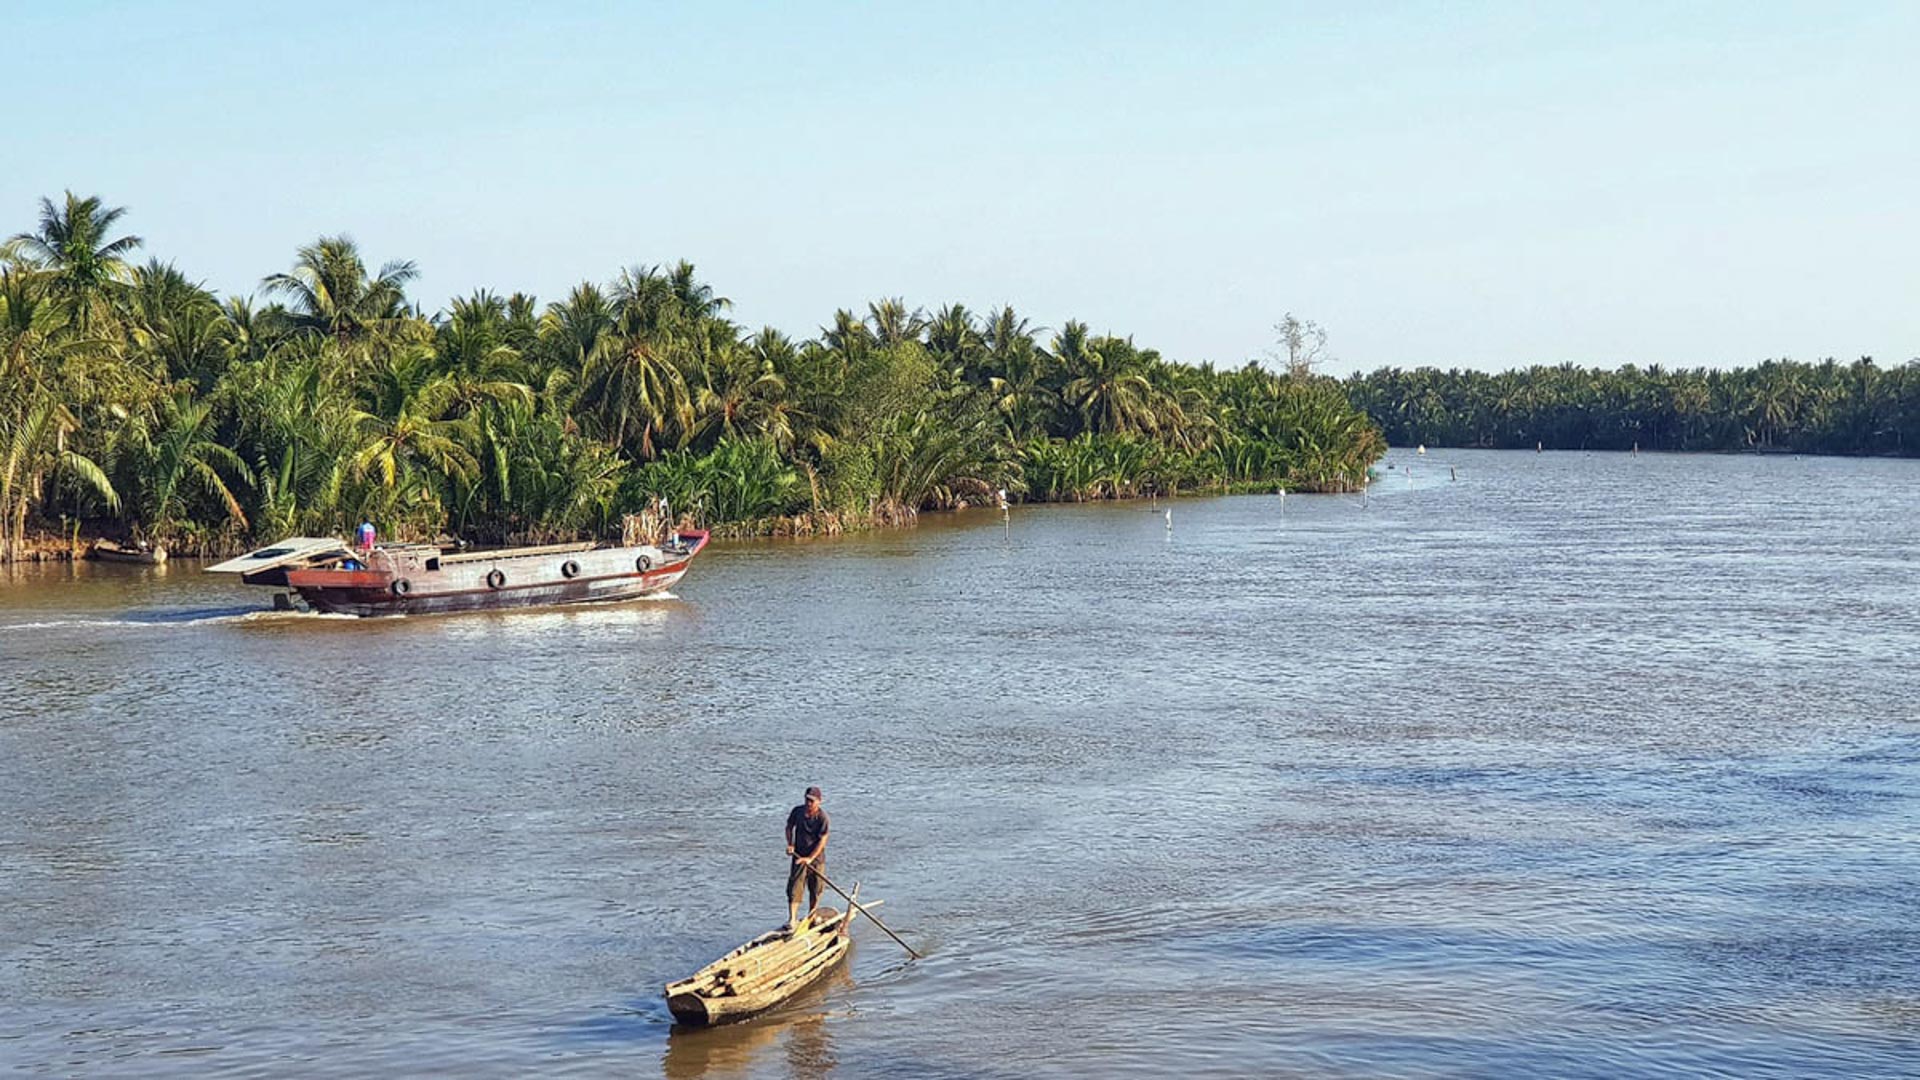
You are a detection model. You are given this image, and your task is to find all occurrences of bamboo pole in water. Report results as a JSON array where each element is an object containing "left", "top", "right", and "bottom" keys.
[{"left": 799, "top": 862, "right": 921, "bottom": 959}]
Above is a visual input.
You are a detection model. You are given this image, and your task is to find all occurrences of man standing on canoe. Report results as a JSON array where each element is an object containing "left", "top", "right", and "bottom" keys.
[{"left": 784, "top": 786, "right": 829, "bottom": 930}]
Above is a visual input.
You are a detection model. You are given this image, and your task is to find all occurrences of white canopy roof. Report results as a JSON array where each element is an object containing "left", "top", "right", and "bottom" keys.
[{"left": 205, "top": 537, "right": 350, "bottom": 574}]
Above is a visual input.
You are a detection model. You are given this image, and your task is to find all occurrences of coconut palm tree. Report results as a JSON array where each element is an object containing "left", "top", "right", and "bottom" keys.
[
  {"left": 7, "top": 192, "right": 142, "bottom": 332},
  {"left": 2, "top": 391, "right": 119, "bottom": 561},
  {"left": 112, "top": 388, "right": 252, "bottom": 541},
  {"left": 1057, "top": 323, "right": 1155, "bottom": 435},
  {"left": 536, "top": 282, "right": 616, "bottom": 409},
  {"left": 580, "top": 308, "right": 693, "bottom": 459},
  {"left": 124, "top": 260, "right": 232, "bottom": 389},
  {"left": 688, "top": 338, "right": 795, "bottom": 451},
  {"left": 261, "top": 236, "right": 418, "bottom": 348},
  {"left": 436, "top": 290, "right": 535, "bottom": 416},
  {"left": 821, "top": 309, "right": 873, "bottom": 358},
  {"left": 219, "top": 347, "right": 358, "bottom": 538},
  {"left": 0, "top": 268, "right": 69, "bottom": 387},
  {"left": 349, "top": 346, "right": 480, "bottom": 494},
  {"left": 668, "top": 260, "right": 732, "bottom": 322},
  {"left": 866, "top": 298, "right": 926, "bottom": 347},
  {"left": 926, "top": 303, "right": 984, "bottom": 384}
]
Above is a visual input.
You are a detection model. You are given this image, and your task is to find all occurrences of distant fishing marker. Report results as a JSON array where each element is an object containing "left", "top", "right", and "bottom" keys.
[{"left": 1165, "top": 508, "right": 1173, "bottom": 531}]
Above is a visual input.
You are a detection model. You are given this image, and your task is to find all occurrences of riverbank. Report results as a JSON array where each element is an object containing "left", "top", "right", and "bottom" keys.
[
  {"left": 1348, "top": 359, "right": 1919, "bottom": 457},
  {"left": 2, "top": 471, "right": 1350, "bottom": 561},
  {"left": 4, "top": 530, "right": 91, "bottom": 563},
  {"left": 704, "top": 474, "right": 1323, "bottom": 539},
  {"left": 7, "top": 193, "right": 1386, "bottom": 572}
]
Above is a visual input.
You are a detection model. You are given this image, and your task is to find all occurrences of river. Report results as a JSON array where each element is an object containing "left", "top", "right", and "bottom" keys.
[{"left": 3, "top": 448, "right": 1917, "bottom": 1078}]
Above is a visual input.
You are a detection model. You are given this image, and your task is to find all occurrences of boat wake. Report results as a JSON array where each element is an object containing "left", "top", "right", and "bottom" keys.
[
  {"left": 0, "top": 608, "right": 360, "bottom": 633},
  {"left": 0, "top": 590, "right": 680, "bottom": 635}
]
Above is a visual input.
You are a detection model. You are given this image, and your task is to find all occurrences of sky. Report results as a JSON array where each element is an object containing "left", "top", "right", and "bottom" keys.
[{"left": 6, "top": 1, "right": 1916, "bottom": 374}]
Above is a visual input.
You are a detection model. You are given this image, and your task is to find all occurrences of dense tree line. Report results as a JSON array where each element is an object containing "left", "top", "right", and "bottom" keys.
[
  {"left": 1, "top": 192, "right": 1383, "bottom": 561},
  {"left": 1347, "top": 361, "right": 1920, "bottom": 455}
]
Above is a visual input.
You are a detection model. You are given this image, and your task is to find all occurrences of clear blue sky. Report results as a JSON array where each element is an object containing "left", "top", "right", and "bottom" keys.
[{"left": 8, "top": 2, "right": 1916, "bottom": 373}]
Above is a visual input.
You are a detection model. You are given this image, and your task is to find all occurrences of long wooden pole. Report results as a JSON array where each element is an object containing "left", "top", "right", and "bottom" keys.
[{"left": 801, "top": 862, "right": 921, "bottom": 959}]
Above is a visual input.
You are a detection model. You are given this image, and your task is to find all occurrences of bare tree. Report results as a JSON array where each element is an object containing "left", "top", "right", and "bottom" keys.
[{"left": 1269, "top": 313, "right": 1329, "bottom": 378}]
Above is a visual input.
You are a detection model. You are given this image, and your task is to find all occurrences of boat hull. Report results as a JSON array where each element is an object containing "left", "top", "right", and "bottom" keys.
[
  {"left": 272, "top": 531, "right": 709, "bottom": 617},
  {"left": 90, "top": 543, "right": 166, "bottom": 565},
  {"left": 665, "top": 907, "right": 854, "bottom": 1027},
  {"left": 294, "top": 564, "right": 693, "bottom": 617}
]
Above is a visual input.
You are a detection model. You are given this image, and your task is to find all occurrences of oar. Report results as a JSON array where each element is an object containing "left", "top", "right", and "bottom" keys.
[{"left": 798, "top": 861, "right": 921, "bottom": 959}]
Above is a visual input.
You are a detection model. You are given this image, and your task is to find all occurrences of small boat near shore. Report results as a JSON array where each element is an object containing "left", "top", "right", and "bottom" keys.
[
  {"left": 665, "top": 901, "right": 872, "bottom": 1027},
  {"left": 89, "top": 539, "right": 167, "bottom": 565},
  {"left": 207, "top": 529, "right": 709, "bottom": 616}
]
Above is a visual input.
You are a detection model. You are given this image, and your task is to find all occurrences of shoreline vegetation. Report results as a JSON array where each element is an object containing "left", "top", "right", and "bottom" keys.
[
  {"left": 1, "top": 192, "right": 1386, "bottom": 564},
  {"left": 12, "top": 192, "right": 1910, "bottom": 567},
  {"left": 1348, "top": 362, "right": 1919, "bottom": 456}
]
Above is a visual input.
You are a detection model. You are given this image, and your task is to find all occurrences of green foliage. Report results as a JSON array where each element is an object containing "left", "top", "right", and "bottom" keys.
[
  {"left": 626, "top": 437, "right": 804, "bottom": 524},
  {"left": 458, "top": 399, "right": 621, "bottom": 544},
  {"left": 110, "top": 388, "right": 253, "bottom": 540},
  {"left": 0, "top": 190, "right": 1393, "bottom": 559},
  {"left": 1348, "top": 360, "right": 1920, "bottom": 455}
]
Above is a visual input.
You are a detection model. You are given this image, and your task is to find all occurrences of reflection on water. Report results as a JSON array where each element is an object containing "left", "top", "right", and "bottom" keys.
[
  {"left": 661, "top": 966, "right": 849, "bottom": 1080},
  {"left": 2, "top": 449, "right": 1917, "bottom": 1077}
]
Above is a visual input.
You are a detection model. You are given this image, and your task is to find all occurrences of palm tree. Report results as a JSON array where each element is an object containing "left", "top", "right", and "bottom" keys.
[
  {"left": 1056, "top": 323, "right": 1155, "bottom": 435},
  {"left": 220, "top": 296, "right": 272, "bottom": 366},
  {"left": 926, "top": 303, "right": 984, "bottom": 383},
  {"left": 458, "top": 398, "right": 622, "bottom": 543},
  {"left": 873, "top": 409, "right": 994, "bottom": 512},
  {"left": 667, "top": 260, "right": 732, "bottom": 321},
  {"left": 536, "top": 282, "right": 615, "bottom": 408},
  {"left": 821, "top": 309, "right": 873, "bottom": 358},
  {"left": 219, "top": 348, "right": 358, "bottom": 538},
  {"left": 112, "top": 389, "right": 252, "bottom": 541},
  {"left": 610, "top": 264, "right": 697, "bottom": 338},
  {"left": 2, "top": 391, "right": 118, "bottom": 561},
  {"left": 689, "top": 338, "right": 795, "bottom": 451},
  {"left": 349, "top": 347, "right": 480, "bottom": 494},
  {"left": 7, "top": 192, "right": 142, "bottom": 331},
  {"left": 124, "top": 260, "right": 232, "bottom": 389},
  {"left": 866, "top": 298, "right": 926, "bottom": 347},
  {"left": 261, "top": 236, "right": 418, "bottom": 347},
  {"left": 979, "top": 306, "right": 1055, "bottom": 439},
  {"left": 436, "top": 290, "right": 534, "bottom": 415},
  {"left": 580, "top": 291, "right": 694, "bottom": 458},
  {"left": 0, "top": 268, "right": 69, "bottom": 387}
]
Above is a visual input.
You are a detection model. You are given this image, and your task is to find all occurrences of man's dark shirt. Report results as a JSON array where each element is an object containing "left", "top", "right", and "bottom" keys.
[{"left": 788, "top": 805, "right": 829, "bottom": 858}]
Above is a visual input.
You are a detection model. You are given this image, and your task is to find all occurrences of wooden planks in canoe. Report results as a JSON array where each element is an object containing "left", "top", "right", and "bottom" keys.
[{"left": 664, "top": 903, "right": 869, "bottom": 1027}]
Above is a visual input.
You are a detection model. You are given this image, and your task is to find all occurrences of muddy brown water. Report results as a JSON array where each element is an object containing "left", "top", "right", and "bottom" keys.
[{"left": 3, "top": 448, "right": 1917, "bottom": 1077}]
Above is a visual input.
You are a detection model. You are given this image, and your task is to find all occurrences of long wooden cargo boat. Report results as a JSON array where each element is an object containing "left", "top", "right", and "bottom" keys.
[
  {"left": 665, "top": 902, "right": 867, "bottom": 1027},
  {"left": 206, "top": 530, "right": 709, "bottom": 616}
]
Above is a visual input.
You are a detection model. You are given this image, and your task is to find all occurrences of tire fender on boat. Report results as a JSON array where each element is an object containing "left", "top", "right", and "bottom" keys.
[
  {"left": 391, "top": 579, "right": 412, "bottom": 596},
  {"left": 561, "top": 560, "right": 581, "bottom": 579},
  {"left": 486, "top": 569, "right": 507, "bottom": 589},
  {"left": 636, "top": 554, "right": 653, "bottom": 572}
]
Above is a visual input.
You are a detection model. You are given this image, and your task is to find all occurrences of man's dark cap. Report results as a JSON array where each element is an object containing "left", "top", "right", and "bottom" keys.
[{"left": 805, "top": 786, "right": 823, "bottom": 800}]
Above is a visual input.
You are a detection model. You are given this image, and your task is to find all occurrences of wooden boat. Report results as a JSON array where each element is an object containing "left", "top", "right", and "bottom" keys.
[
  {"left": 89, "top": 539, "right": 167, "bottom": 565},
  {"left": 205, "top": 530, "right": 709, "bottom": 616},
  {"left": 664, "top": 899, "right": 872, "bottom": 1027}
]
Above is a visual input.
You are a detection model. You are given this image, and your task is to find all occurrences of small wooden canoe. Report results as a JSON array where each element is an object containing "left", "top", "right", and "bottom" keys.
[
  {"left": 664, "top": 901, "right": 871, "bottom": 1027},
  {"left": 90, "top": 539, "right": 167, "bottom": 565}
]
